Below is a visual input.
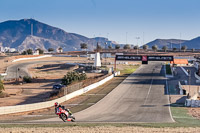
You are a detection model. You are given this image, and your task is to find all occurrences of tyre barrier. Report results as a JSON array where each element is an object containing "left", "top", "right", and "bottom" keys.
[{"left": 185, "top": 99, "right": 200, "bottom": 107}]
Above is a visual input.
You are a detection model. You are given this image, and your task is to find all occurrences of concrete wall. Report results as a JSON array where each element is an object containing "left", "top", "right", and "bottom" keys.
[
  {"left": 0, "top": 71, "right": 120, "bottom": 115},
  {"left": 12, "top": 55, "right": 52, "bottom": 62}
]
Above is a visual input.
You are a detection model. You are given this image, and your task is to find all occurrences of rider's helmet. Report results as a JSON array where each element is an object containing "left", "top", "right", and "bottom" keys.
[{"left": 54, "top": 102, "right": 59, "bottom": 107}]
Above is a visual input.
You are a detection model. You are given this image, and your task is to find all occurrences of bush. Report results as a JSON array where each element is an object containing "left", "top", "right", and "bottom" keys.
[
  {"left": 23, "top": 76, "right": 32, "bottom": 83},
  {"left": 0, "top": 80, "right": 4, "bottom": 94},
  {"left": 62, "top": 72, "right": 87, "bottom": 85},
  {"left": 166, "top": 64, "right": 172, "bottom": 75},
  {"left": 0, "top": 92, "right": 9, "bottom": 98}
]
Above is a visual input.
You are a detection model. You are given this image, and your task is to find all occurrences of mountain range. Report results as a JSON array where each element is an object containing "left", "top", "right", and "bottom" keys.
[
  {"left": 145, "top": 38, "right": 200, "bottom": 50},
  {"left": 0, "top": 19, "right": 200, "bottom": 52},
  {"left": 0, "top": 19, "right": 116, "bottom": 52}
]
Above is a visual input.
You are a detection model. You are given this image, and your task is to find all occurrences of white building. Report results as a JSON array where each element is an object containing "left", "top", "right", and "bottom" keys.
[{"left": 33, "top": 49, "right": 39, "bottom": 55}]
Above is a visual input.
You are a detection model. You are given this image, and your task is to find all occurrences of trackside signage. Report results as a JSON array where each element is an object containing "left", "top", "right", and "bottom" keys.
[
  {"left": 115, "top": 55, "right": 142, "bottom": 61},
  {"left": 116, "top": 55, "right": 173, "bottom": 61},
  {"left": 147, "top": 56, "right": 173, "bottom": 61}
]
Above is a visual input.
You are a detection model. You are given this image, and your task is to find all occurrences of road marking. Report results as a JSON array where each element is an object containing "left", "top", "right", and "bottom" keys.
[
  {"left": 83, "top": 94, "right": 106, "bottom": 96},
  {"left": 166, "top": 72, "right": 175, "bottom": 122},
  {"left": 65, "top": 103, "right": 95, "bottom": 106},
  {"left": 144, "top": 78, "right": 154, "bottom": 105}
]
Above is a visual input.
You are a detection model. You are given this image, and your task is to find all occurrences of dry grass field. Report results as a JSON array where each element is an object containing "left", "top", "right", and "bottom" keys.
[{"left": 0, "top": 126, "right": 200, "bottom": 133}]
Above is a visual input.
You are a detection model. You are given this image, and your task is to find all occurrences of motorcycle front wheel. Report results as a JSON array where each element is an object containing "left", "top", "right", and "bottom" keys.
[{"left": 60, "top": 113, "right": 67, "bottom": 122}]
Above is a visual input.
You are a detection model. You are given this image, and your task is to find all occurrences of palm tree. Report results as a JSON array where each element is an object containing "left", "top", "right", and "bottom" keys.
[
  {"left": 48, "top": 48, "right": 54, "bottom": 52},
  {"left": 36, "top": 48, "right": 44, "bottom": 54},
  {"left": 27, "top": 49, "right": 33, "bottom": 55},
  {"left": 133, "top": 45, "right": 139, "bottom": 50},
  {"left": 143, "top": 45, "right": 148, "bottom": 51},
  {"left": 80, "top": 43, "right": 88, "bottom": 50},
  {"left": 58, "top": 47, "right": 63, "bottom": 53},
  {"left": 192, "top": 48, "right": 195, "bottom": 52},
  {"left": 108, "top": 44, "right": 112, "bottom": 49},
  {"left": 181, "top": 45, "right": 187, "bottom": 52},
  {"left": 96, "top": 43, "right": 102, "bottom": 51},
  {"left": 162, "top": 46, "right": 168, "bottom": 52},
  {"left": 173, "top": 47, "right": 177, "bottom": 52},
  {"left": 115, "top": 44, "right": 120, "bottom": 49},
  {"left": 123, "top": 44, "right": 131, "bottom": 49},
  {"left": 152, "top": 45, "right": 158, "bottom": 52}
]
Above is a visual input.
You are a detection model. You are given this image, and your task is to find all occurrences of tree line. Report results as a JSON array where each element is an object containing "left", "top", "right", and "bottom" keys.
[{"left": 80, "top": 43, "right": 190, "bottom": 52}]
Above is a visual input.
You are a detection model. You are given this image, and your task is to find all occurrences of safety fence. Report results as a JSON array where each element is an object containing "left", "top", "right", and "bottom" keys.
[
  {"left": 0, "top": 71, "right": 120, "bottom": 115},
  {"left": 61, "top": 74, "right": 112, "bottom": 95}
]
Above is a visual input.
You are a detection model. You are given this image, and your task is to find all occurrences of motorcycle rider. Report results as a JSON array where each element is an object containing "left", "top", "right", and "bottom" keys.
[{"left": 54, "top": 102, "right": 73, "bottom": 116}]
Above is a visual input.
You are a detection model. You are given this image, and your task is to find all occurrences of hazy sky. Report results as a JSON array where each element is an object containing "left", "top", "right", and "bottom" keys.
[{"left": 1, "top": 0, "right": 200, "bottom": 45}]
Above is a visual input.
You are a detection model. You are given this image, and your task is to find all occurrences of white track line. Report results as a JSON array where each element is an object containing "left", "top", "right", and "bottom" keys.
[
  {"left": 165, "top": 71, "right": 175, "bottom": 122},
  {"left": 144, "top": 78, "right": 154, "bottom": 105}
]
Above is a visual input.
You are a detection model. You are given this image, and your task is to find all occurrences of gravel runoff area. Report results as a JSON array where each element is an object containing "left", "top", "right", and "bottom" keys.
[{"left": 0, "top": 126, "right": 199, "bottom": 133}]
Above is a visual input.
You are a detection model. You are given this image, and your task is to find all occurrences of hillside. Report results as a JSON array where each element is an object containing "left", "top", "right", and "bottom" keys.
[
  {"left": 145, "top": 39, "right": 188, "bottom": 49},
  {"left": 0, "top": 19, "right": 117, "bottom": 52},
  {"left": 181, "top": 36, "right": 200, "bottom": 49}
]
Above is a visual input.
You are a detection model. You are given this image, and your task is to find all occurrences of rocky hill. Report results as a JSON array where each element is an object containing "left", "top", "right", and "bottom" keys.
[
  {"left": 0, "top": 19, "right": 116, "bottom": 52},
  {"left": 145, "top": 39, "right": 188, "bottom": 49}
]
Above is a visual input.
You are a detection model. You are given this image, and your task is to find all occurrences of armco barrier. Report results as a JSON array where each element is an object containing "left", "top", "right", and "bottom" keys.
[
  {"left": 178, "top": 81, "right": 183, "bottom": 95},
  {"left": 12, "top": 55, "right": 52, "bottom": 62},
  {"left": 195, "top": 72, "right": 200, "bottom": 81},
  {"left": 180, "top": 66, "right": 189, "bottom": 76},
  {"left": 0, "top": 71, "right": 120, "bottom": 115}
]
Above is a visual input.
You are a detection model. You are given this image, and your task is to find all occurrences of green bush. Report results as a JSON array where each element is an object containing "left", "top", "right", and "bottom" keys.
[
  {"left": 166, "top": 64, "right": 172, "bottom": 75},
  {"left": 23, "top": 76, "right": 32, "bottom": 83},
  {"left": 62, "top": 72, "right": 87, "bottom": 85},
  {"left": 0, "top": 80, "right": 4, "bottom": 93}
]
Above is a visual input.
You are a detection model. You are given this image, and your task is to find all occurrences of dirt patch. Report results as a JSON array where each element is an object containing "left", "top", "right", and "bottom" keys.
[
  {"left": 0, "top": 126, "right": 199, "bottom": 133},
  {"left": 0, "top": 92, "right": 9, "bottom": 98},
  {"left": 188, "top": 108, "right": 200, "bottom": 120},
  {"left": 0, "top": 56, "right": 104, "bottom": 107},
  {"left": 1, "top": 82, "right": 54, "bottom": 106}
]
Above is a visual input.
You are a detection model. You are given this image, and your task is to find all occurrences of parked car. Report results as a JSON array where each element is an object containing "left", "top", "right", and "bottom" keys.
[{"left": 53, "top": 84, "right": 64, "bottom": 90}]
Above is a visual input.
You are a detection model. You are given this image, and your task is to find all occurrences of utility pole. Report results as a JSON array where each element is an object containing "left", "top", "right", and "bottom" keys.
[
  {"left": 136, "top": 37, "right": 140, "bottom": 55},
  {"left": 105, "top": 42, "right": 107, "bottom": 67},
  {"left": 179, "top": 33, "right": 182, "bottom": 51}
]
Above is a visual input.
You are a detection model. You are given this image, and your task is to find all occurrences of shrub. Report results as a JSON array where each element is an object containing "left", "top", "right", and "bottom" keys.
[
  {"left": 23, "top": 76, "right": 32, "bottom": 83},
  {"left": 166, "top": 64, "right": 172, "bottom": 75},
  {"left": 0, "top": 80, "right": 4, "bottom": 93},
  {"left": 62, "top": 72, "right": 87, "bottom": 85}
]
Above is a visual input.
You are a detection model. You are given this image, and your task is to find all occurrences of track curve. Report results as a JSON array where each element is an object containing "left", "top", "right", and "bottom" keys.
[{"left": 33, "top": 62, "right": 174, "bottom": 123}]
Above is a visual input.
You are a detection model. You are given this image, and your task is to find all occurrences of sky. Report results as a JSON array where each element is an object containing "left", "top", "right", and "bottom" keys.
[{"left": 0, "top": 0, "right": 200, "bottom": 45}]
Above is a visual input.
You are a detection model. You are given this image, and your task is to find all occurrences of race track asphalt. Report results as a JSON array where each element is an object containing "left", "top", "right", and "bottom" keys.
[
  {"left": 4, "top": 60, "right": 78, "bottom": 80},
  {"left": 33, "top": 62, "right": 174, "bottom": 123}
]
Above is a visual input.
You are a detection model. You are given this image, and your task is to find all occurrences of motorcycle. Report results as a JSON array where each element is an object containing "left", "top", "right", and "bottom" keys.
[{"left": 56, "top": 107, "right": 75, "bottom": 122}]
